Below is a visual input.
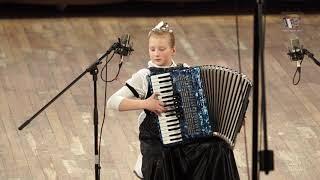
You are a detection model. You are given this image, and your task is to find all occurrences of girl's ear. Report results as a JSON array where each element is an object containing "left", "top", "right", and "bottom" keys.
[{"left": 172, "top": 47, "right": 176, "bottom": 55}]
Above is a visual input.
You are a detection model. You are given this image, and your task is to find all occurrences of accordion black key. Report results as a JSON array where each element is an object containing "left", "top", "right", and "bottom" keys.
[{"left": 147, "top": 65, "right": 252, "bottom": 148}]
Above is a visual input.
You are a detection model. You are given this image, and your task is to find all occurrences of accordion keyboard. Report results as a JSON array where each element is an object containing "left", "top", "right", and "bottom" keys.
[{"left": 150, "top": 73, "right": 183, "bottom": 145}]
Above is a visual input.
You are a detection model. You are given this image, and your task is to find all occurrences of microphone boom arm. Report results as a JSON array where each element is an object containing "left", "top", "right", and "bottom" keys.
[
  {"left": 303, "top": 48, "right": 320, "bottom": 66},
  {"left": 18, "top": 42, "right": 118, "bottom": 130}
]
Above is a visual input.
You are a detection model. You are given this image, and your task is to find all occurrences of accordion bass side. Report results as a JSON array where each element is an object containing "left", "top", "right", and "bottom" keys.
[{"left": 148, "top": 65, "right": 252, "bottom": 148}]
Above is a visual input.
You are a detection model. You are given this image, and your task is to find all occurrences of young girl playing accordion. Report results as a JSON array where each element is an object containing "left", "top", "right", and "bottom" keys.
[{"left": 107, "top": 21, "right": 240, "bottom": 180}]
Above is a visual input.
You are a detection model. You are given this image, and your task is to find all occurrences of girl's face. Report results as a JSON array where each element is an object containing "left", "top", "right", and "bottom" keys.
[{"left": 149, "top": 34, "right": 176, "bottom": 66}]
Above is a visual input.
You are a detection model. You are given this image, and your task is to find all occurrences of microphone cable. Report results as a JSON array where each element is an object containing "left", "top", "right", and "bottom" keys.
[
  {"left": 96, "top": 45, "right": 125, "bottom": 171},
  {"left": 235, "top": 14, "right": 251, "bottom": 180},
  {"left": 100, "top": 51, "right": 115, "bottom": 82},
  {"left": 97, "top": 39, "right": 132, "bottom": 169},
  {"left": 100, "top": 52, "right": 124, "bottom": 83},
  {"left": 233, "top": 0, "right": 251, "bottom": 179},
  {"left": 293, "top": 59, "right": 303, "bottom": 85}
]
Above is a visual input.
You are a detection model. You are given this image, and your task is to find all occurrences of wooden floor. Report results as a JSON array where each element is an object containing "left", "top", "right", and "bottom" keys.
[{"left": 0, "top": 13, "right": 320, "bottom": 180}]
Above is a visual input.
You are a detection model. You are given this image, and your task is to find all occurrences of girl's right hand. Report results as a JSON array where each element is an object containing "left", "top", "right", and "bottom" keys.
[{"left": 144, "top": 93, "right": 166, "bottom": 115}]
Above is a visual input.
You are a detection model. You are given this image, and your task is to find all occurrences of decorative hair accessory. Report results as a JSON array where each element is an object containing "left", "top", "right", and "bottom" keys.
[{"left": 151, "top": 21, "right": 173, "bottom": 33}]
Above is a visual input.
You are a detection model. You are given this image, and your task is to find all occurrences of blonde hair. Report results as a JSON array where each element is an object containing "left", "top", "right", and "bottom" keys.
[{"left": 148, "top": 21, "right": 175, "bottom": 48}]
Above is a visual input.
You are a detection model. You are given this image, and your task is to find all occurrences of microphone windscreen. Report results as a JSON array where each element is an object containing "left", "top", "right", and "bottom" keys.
[
  {"left": 120, "top": 34, "right": 130, "bottom": 47},
  {"left": 290, "top": 38, "right": 301, "bottom": 50}
]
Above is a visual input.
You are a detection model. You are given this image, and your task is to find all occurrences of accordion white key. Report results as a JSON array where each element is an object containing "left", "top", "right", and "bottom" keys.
[{"left": 148, "top": 65, "right": 252, "bottom": 148}]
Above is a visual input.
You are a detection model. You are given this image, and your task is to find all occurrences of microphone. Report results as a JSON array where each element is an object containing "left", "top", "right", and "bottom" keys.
[
  {"left": 287, "top": 38, "right": 304, "bottom": 61},
  {"left": 115, "top": 34, "right": 134, "bottom": 57},
  {"left": 114, "top": 34, "right": 134, "bottom": 67}
]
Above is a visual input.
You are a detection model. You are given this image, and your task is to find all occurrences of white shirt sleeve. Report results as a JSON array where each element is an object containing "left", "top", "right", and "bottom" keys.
[
  {"left": 107, "top": 86, "right": 135, "bottom": 110},
  {"left": 107, "top": 68, "right": 150, "bottom": 111}
]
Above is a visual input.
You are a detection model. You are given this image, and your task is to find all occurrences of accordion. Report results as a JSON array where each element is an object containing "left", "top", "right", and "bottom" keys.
[{"left": 147, "top": 65, "right": 252, "bottom": 148}]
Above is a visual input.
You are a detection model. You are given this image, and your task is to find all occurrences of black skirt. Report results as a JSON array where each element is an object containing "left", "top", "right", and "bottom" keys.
[{"left": 139, "top": 114, "right": 240, "bottom": 180}]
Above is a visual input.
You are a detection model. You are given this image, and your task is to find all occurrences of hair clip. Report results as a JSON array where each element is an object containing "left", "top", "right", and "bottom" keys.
[{"left": 151, "top": 21, "right": 173, "bottom": 33}]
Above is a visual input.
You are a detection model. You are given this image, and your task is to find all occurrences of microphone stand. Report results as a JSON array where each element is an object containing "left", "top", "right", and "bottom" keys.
[
  {"left": 252, "top": 0, "right": 262, "bottom": 178},
  {"left": 18, "top": 41, "right": 121, "bottom": 180},
  {"left": 303, "top": 48, "right": 320, "bottom": 66},
  {"left": 252, "top": 0, "right": 274, "bottom": 179}
]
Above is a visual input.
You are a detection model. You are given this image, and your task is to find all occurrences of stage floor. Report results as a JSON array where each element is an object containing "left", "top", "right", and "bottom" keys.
[{"left": 0, "top": 14, "right": 319, "bottom": 179}]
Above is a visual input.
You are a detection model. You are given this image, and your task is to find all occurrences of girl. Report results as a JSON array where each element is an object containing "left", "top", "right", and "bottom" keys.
[{"left": 107, "top": 21, "right": 239, "bottom": 180}]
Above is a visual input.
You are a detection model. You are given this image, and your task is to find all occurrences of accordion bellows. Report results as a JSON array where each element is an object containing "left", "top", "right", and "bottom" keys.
[{"left": 148, "top": 65, "right": 252, "bottom": 148}]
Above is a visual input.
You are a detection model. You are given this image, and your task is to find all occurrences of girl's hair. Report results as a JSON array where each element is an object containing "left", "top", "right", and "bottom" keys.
[{"left": 148, "top": 21, "right": 175, "bottom": 48}]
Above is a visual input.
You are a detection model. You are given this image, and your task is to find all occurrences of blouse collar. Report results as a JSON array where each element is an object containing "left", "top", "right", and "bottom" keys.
[{"left": 147, "top": 60, "right": 177, "bottom": 68}]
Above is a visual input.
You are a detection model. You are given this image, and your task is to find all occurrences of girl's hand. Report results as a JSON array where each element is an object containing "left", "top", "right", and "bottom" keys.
[{"left": 144, "top": 93, "right": 166, "bottom": 115}]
